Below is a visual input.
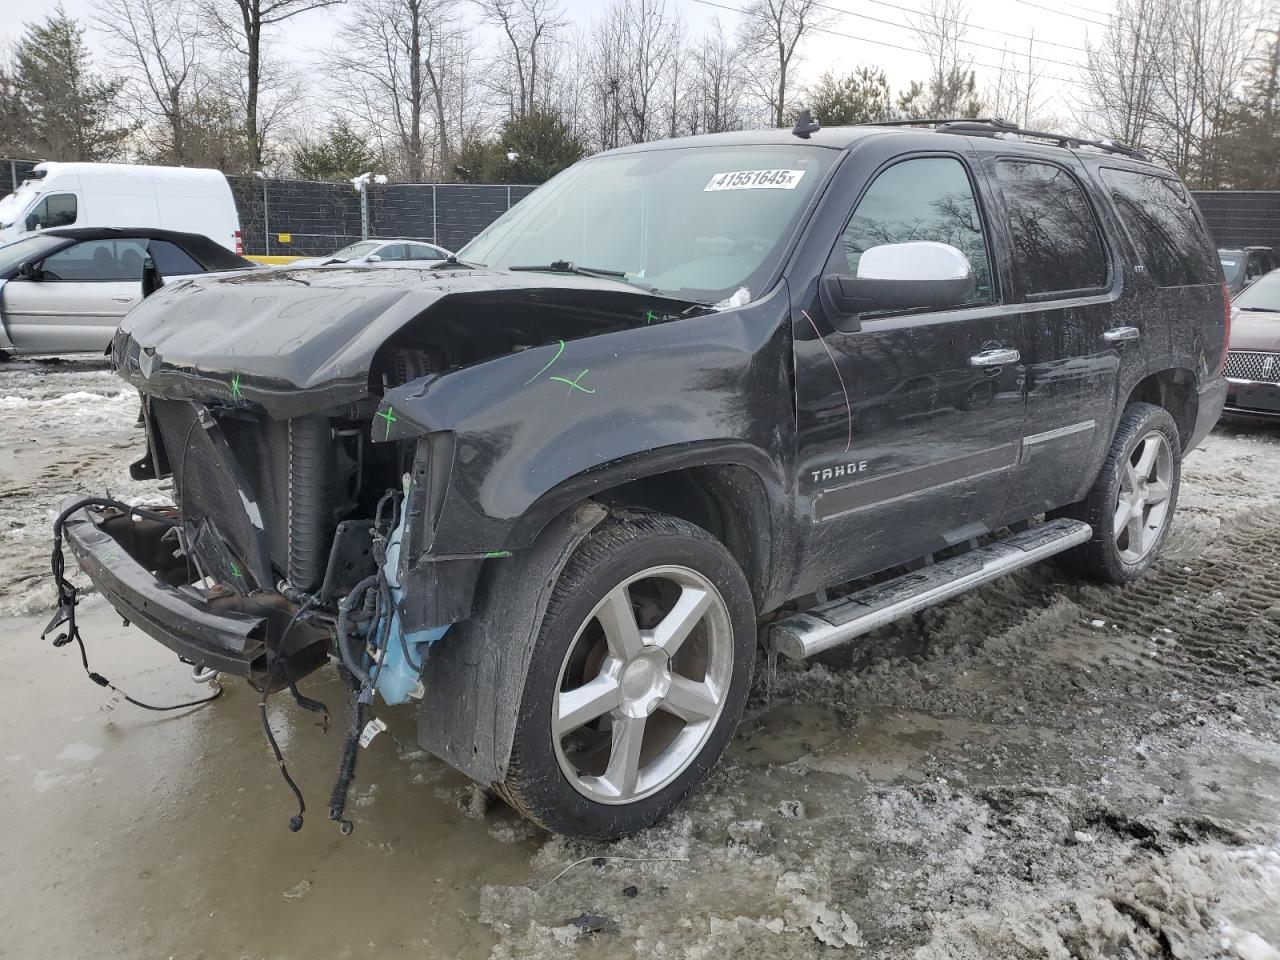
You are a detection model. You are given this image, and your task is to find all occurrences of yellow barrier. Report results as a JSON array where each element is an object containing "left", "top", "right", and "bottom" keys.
[{"left": 246, "top": 254, "right": 303, "bottom": 265}]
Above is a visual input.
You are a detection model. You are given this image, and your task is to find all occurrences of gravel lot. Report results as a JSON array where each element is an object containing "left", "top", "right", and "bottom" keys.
[{"left": 1, "top": 356, "right": 1278, "bottom": 959}]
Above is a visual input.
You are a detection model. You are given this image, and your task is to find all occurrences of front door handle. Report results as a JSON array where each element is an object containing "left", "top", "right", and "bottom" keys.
[
  {"left": 111, "top": 296, "right": 136, "bottom": 303},
  {"left": 1102, "top": 326, "right": 1140, "bottom": 343},
  {"left": 969, "top": 348, "right": 1020, "bottom": 368}
]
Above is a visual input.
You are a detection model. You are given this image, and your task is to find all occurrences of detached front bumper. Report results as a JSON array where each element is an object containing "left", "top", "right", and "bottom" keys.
[{"left": 61, "top": 503, "right": 328, "bottom": 685}]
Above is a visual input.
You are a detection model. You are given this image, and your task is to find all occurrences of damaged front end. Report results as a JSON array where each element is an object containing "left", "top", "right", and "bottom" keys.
[{"left": 50, "top": 264, "right": 708, "bottom": 830}]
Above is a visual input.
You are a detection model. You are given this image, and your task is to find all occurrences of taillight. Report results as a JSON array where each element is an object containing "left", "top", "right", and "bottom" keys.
[
  {"left": 234, "top": 230, "right": 244, "bottom": 255},
  {"left": 1217, "top": 281, "right": 1231, "bottom": 377}
]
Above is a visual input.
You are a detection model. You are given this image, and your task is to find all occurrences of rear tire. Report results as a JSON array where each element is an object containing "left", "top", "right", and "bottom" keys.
[
  {"left": 1055, "top": 402, "right": 1181, "bottom": 584},
  {"left": 497, "top": 513, "right": 756, "bottom": 840}
]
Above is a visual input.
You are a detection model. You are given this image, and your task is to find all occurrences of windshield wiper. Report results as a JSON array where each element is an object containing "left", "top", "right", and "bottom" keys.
[
  {"left": 509, "top": 260, "right": 628, "bottom": 280},
  {"left": 1240, "top": 306, "right": 1280, "bottom": 313}
]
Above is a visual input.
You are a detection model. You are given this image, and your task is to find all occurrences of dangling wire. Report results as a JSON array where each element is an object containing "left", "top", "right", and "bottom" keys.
[{"left": 45, "top": 498, "right": 224, "bottom": 713}]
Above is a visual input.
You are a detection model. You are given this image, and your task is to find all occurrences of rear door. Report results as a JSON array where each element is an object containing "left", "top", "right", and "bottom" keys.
[
  {"left": 794, "top": 147, "right": 1028, "bottom": 589},
  {"left": 2, "top": 238, "right": 146, "bottom": 353},
  {"left": 974, "top": 151, "right": 1134, "bottom": 517}
]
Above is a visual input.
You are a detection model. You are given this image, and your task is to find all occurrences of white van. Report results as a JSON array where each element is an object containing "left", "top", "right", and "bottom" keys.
[{"left": 0, "top": 162, "right": 243, "bottom": 254}]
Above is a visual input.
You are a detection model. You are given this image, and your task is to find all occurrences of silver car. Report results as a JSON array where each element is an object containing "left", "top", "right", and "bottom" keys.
[
  {"left": 0, "top": 227, "right": 257, "bottom": 355},
  {"left": 287, "top": 238, "right": 453, "bottom": 268}
]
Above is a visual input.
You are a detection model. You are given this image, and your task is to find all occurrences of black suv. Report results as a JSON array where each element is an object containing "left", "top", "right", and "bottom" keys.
[{"left": 51, "top": 118, "right": 1228, "bottom": 839}]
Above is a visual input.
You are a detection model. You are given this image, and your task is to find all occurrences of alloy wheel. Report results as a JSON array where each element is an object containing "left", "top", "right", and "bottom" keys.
[
  {"left": 1114, "top": 430, "right": 1174, "bottom": 564},
  {"left": 551, "top": 565, "right": 734, "bottom": 805}
]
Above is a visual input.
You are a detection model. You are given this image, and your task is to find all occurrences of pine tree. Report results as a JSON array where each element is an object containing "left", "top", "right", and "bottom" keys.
[
  {"left": 292, "top": 120, "right": 378, "bottom": 181},
  {"left": 1216, "top": 25, "right": 1280, "bottom": 189},
  {"left": 15, "top": 8, "right": 130, "bottom": 161}
]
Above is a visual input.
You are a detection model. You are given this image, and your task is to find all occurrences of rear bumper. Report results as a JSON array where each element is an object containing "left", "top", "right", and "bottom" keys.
[
  {"left": 62, "top": 503, "right": 326, "bottom": 684},
  {"left": 1224, "top": 377, "right": 1280, "bottom": 420},
  {"left": 1187, "top": 376, "right": 1229, "bottom": 449}
]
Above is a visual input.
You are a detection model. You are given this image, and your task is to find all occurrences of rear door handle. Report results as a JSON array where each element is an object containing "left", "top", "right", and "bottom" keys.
[
  {"left": 969, "top": 348, "right": 1020, "bottom": 368},
  {"left": 1103, "top": 326, "right": 1140, "bottom": 343}
]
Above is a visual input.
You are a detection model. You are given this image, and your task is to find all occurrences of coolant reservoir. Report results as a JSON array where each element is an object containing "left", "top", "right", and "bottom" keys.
[{"left": 373, "top": 477, "right": 450, "bottom": 705}]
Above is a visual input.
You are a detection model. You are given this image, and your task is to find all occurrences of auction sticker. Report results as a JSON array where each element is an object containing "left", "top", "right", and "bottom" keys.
[{"left": 704, "top": 169, "right": 806, "bottom": 191}]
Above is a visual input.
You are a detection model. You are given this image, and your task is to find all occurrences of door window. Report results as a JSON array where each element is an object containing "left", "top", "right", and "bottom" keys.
[
  {"left": 407, "top": 243, "right": 445, "bottom": 260},
  {"left": 26, "top": 192, "right": 77, "bottom": 229},
  {"left": 994, "top": 160, "right": 1108, "bottom": 296},
  {"left": 374, "top": 243, "right": 407, "bottom": 261},
  {"left": 837, "top": 156, "right": 994, "bottom": 306},
  {"left": 40, "top": 239, "right": 149, "bottom": 281},
  {"left": 1100, "top": 169, "right": 1219, "bottom": 287},
  {"left": 148, "top": 240, "right": 203, "bottom": 275}
]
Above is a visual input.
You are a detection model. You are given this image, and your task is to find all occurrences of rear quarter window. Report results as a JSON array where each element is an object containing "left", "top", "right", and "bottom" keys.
[{"left": 1100, "top": 168, "right": 1219, "bottom": 287}]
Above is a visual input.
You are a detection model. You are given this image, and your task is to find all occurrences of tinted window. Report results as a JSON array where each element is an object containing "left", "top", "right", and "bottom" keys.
[
  {"left": 995, "top": 160, "right": 1107, "bottom": 295},
  {"left": 28, "top": 193, "right": 77, "bottom": 229},
  {"left": 41, "top": 239, "right": 148, "bottom": 281},
  {"left": 148, "top": 240, "right": 202, "bottom": 275},
  {"left": 1101, "top": 169, "right": 1218, "bottom": 286},
  {"left": 375, "top": 243, "right": 407, "bottom": 261},
  {"left": 407, "top": 243, "right": 445, "bottom": 260},
  {"left": 838, "top": 156, "right": 994, "bottom": 306}
]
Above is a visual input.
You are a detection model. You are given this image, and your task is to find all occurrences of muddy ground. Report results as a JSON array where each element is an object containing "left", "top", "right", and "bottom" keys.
[{"left": 1, "top": 357, "right": 1278, "bottom": 960}]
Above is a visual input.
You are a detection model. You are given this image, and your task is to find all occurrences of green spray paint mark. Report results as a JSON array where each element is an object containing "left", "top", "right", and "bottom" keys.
[
  {"left": 375, "top": 406, "right": 397, "bottom": 440},
  {"left": 645, "top": 309, "right": 658, "bottom": 324},
  {"left": 523, "top": 339, "right": 566, "bottom": 385},
  {"left": 484, "top": 550, "right": 512, "bottom": 558},
  {"left": 230, "top": 560, "right": 241, "bottom": 579},
  {"left": 231, "top": 373, "right": 242, "bottom": 400},
  {"left": 549, "top": 369, "right": 595, "bottom": 395}
]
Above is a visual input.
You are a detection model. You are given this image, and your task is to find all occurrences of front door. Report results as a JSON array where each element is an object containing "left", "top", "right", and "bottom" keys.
[
  {"left": 794, "top": 152, "right": 1027, "bottom": 592},
  {"left": 1, "top": 238, "right": 144, "bottom": 353}
]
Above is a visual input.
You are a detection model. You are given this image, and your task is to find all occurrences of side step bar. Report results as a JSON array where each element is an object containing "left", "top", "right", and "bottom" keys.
[{"left": 770, "top": 518, "right": 1092, "bottom": 660}]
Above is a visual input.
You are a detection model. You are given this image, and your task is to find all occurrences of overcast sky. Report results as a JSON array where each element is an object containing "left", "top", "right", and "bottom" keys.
[{"left": 4, "top": 0, "right": 1112, "bottom": 122}]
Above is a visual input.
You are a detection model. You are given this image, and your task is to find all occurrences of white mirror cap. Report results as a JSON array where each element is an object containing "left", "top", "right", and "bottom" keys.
[{"left": 856, "top": 241, "right": 972, "bottom": 282}]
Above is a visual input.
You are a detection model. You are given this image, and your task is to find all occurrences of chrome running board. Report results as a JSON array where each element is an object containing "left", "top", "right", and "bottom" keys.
[{"left": 770, "top": 518, "right": 1093, "bottom": 660}]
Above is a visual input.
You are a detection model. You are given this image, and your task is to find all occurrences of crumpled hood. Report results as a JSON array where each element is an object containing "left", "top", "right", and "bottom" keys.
[
  {"left": 1231, "top": 309, "right": 1280, "bottom": 353},
  {"left": 113, "top": 265, "right": 676, "bottom": 418}
]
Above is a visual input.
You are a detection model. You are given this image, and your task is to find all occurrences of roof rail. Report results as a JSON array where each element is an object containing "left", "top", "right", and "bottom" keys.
[{"left": 862, "top": 117, "right": 1148, "bottom": 162}]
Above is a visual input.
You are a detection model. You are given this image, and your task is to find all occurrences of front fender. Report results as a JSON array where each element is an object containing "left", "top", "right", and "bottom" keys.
[{"left": 381, "top": 284, "right": 794, "bottom": 556}]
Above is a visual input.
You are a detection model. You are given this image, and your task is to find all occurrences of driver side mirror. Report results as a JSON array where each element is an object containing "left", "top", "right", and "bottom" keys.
[
  {"left": 141, "top": 256, "right": 165, "bottom": 298},
  {"left": 821, "top": 241, "right": 975, "bottom": 332},
  {"left": 17, "top": 261, "right": 39, "bottom": 280},
  {"left": 25, "top": 214, "right": 40, "bottom": 232},
  {"left": 367, "top": 254, "right": 382, "bottom": 263}
]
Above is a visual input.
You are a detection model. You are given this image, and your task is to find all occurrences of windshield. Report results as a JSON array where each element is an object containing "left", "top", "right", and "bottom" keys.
[
  {"left": 1235, "top": 272, "right": 1280, "bottom": 312},
  {"left": 328, "top": 241, "right": 380, "bottom": 261},
  {"left": 459, "top": 144, "right": 838, "bottom": 303},
  {"left": 0, "top": 180, "right": 40, "bottom": 226},
  {"left": 0, "top": 234, "right": 66, "bottom": 274}
]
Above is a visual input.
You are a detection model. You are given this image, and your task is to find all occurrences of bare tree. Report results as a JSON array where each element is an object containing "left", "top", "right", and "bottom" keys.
[
  {"left": 1081, "top": 0, "right": 1165, "bottom": 151},
  {"left": 328, "top": 0, "right": 462, "bottom": 180},
  {"left": 986, "top": 35, "right": 1051, "bottom": 129},
  {"left": 1083, "top": 0, "right": 1259, "bottom": 183},
  {"left": 204, "top": 0, "right": 343, "bottom": 169},
  {"left": 585, "top": 0, "right": 681, "bottom": 148},
  {"left": 474, "top": 0, "right": 564, "bottom": 119},
  {"left": 736, "top": 0, "right": 829, "bottom": 127},
  {"left": 687, "top": 20, "right": 745, "bottom": 134}
]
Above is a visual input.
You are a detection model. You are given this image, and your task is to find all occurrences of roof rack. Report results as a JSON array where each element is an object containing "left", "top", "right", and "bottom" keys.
[{"left": 863, "top": 117, "right": 1148, "bottom": 162}]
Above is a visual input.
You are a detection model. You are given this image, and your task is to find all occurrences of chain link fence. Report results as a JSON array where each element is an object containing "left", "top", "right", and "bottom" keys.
[{"left": 4, "top": 158, "right": 533, "bottom": 257}]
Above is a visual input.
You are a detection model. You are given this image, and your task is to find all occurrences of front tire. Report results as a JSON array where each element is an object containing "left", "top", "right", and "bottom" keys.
[
  {"left": 497, "top": 513, "right": 756, "bottom": 839},
  {"left": 1056, "top": 402, "right": 1181, "bottom": 584}
]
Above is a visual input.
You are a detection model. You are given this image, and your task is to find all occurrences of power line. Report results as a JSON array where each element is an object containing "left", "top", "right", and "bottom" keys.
[
  {"left": 692, "top": 0, "right": 1091, "bottom": 89},
  {"left": 1012, "top": 0, "right": 1111, "bottom": 28},
  {"left": 812, "top": 0, "right": 1087, "bottom": 69},
  {"left": 835, "top": 0, "right": 1090, "bottom": 54}
]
